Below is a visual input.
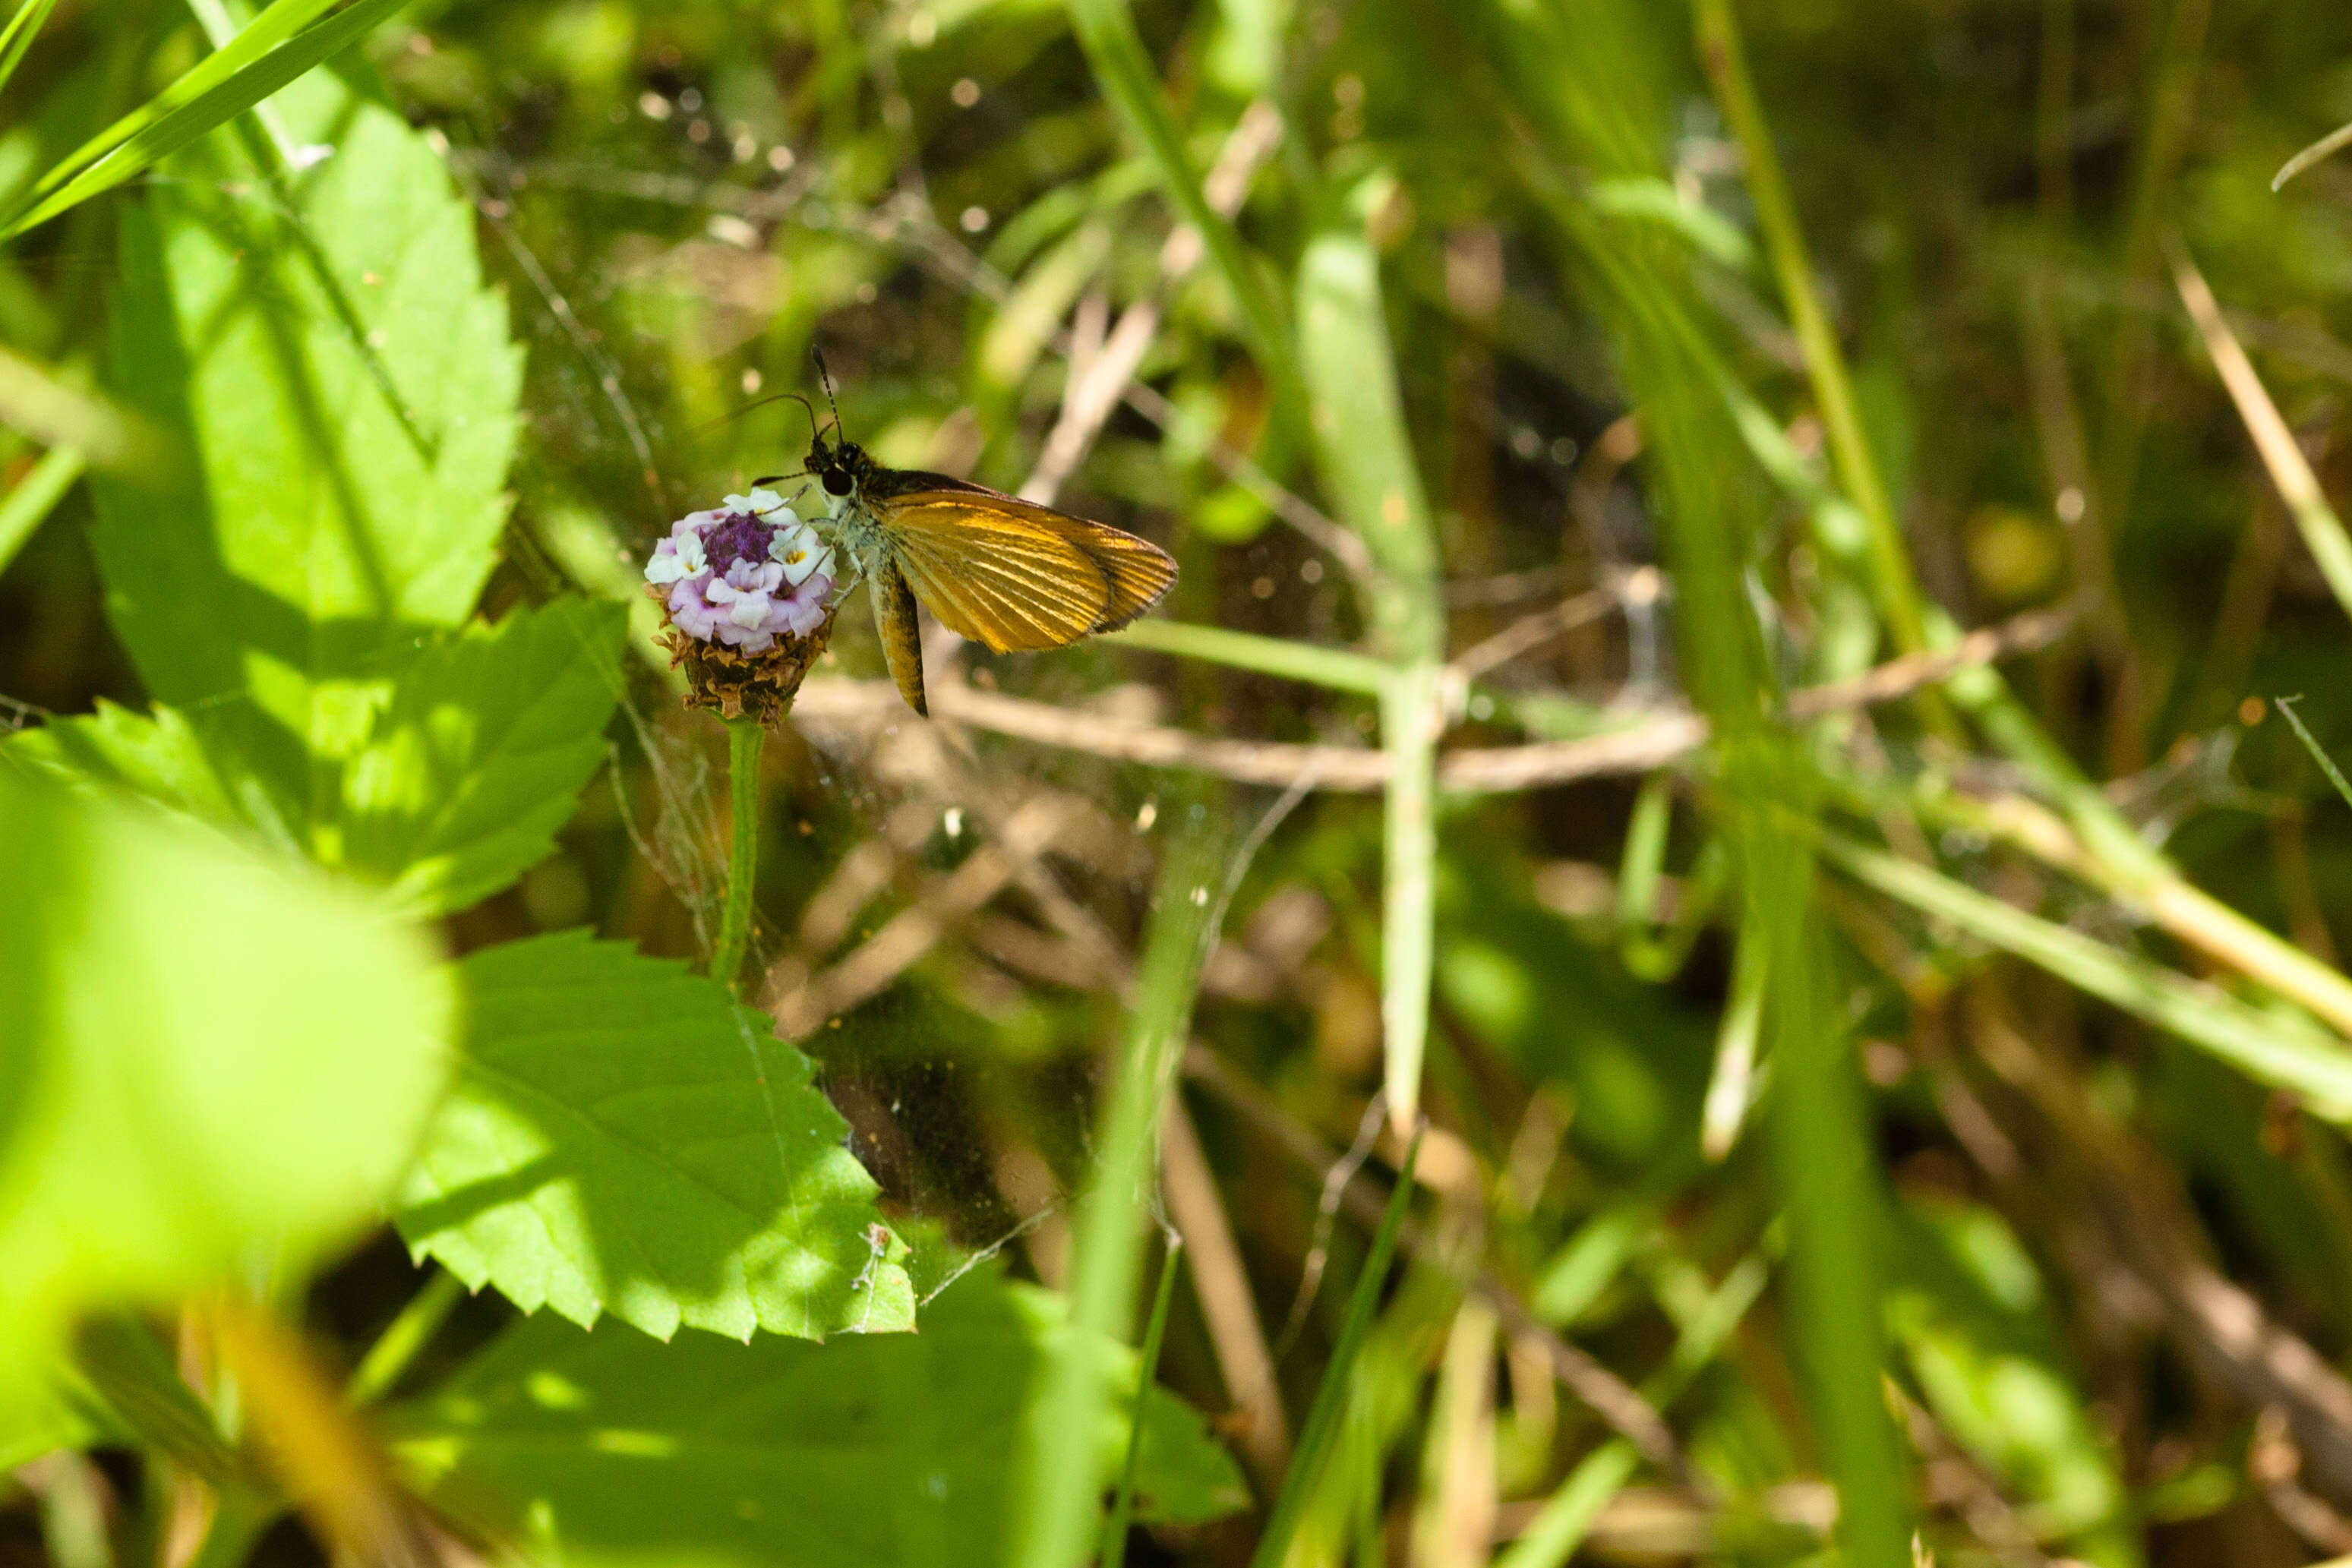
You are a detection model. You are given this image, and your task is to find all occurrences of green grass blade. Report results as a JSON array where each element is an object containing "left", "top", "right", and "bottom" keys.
[
  {"left": 1823, "top": 829, "right": 2352, "bottom": 1119},
  {"left": 1492, "top": 1440, "right": 1640, "bottom": 1568},
  {"left": 1248, "top": 1129, "right": 1420, "bottom": 1568},
  {"left": 1694, "top": 0, "right": 1930, "bottom": 659},
  {"left": 0, "top": 441, "right": 82, "bottom": 578},
  {"left": 2277, "top": 696, "right": 2352, "bottom": 815},
  {"left": 343, "top": 1269, "right": 465, "bottom": 1408},
  {"left": 1010, "top": 811, "right": 1227, "bottom": 1568},
  {"left": 1296, "top": 216, "right": 1445, "bottom": 1133},
  {"left": 73, "top": 1315, "right": 247, "bottom": 1489},
  {"left": 1501, "top": 1246, "right": 1772, "bottom": 1568},
  {"left": 1295, "top": 222, "right": 1444, "bottom": 661},
  {"left": 20, "top": 0, "right": 338, "bottom": 203},
  {"left": 1, "top": 0, "right": 412, "bottom": 241},
  {"left": 1100, "top": 1235, "right": 1184, "bottom": 1568},
  {"left": 1700, "top": 909, "right": 1770, "bottom": 1161},
  {"left": 1741, "top": 773, "right": 1909, "bottom": 1568},
  {"left": 1107, "top": 618, "right": 1394, "bottom": 695},
  {"left": 1377, "top": 664, "right": 1441, "bottom": 1137},
  {"left": 0, "top": 0, "right": 60, "bottom": 107},
  {"left": 1062, "top": 0, "right": 1302, "bottom": 426}
]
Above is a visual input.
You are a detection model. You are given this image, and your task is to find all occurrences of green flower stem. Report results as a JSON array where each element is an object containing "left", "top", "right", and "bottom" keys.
[{"left": 709, "top": 718, "right": 764, "bottom": 996}]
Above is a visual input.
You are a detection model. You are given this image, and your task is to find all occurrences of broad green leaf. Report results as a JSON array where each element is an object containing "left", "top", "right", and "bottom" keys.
[
  {"left": 10, "top": 599, "right": 623, "bottom": 914},
  {"left": 0, "top": 0, "right": 409, "bottom": 240},
  {"left": 342, "top": 598, "right": 624, "bottom": 916},
  {"left": 388, "top": 1270, "right": 1247, "bottom": 1568},
  {"left": 393, "top": 931, "right": 917, "bottom": 1342},
  {"left": 90, "top": 67, "right": 520, "bottom": 842},
  {"left": 0, "top": 768, "right": 450, "bottom": 1435},
  {"left": 2, "top": 699, "right": 243, "bottom": 824}
]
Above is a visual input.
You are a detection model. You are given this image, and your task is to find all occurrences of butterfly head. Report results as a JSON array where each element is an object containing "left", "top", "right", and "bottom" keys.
[{"left": 805, "top": 430, "right": 875, "bottom": 501}]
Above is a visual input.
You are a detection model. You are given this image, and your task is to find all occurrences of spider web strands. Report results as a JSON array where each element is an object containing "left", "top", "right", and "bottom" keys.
[
  {"left": 469, "top": 149, "right": 1378, "bottom": 588},
  {"left": 788, "top": 601, "right": 2076, "bottom": 794}
]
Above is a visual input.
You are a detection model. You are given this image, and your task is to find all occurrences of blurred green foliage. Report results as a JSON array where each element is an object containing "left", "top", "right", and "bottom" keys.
[{"left": 8, "top": 0, "right": 2352, "bottom": 1565}]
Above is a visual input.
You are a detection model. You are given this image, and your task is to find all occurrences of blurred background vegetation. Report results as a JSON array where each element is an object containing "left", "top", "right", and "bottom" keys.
[{"left": 11, "top": 0, "right": 2352, "bottom": 1564}]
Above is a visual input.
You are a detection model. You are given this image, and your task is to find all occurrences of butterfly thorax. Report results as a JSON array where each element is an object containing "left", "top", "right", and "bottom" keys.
[{"left": 803, "top": 437, "right": 892, "bottom": 573}]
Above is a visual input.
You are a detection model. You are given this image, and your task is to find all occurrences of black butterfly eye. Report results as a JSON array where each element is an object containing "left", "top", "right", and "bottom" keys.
[{"left": 822, "top": 469, "right": 854, "bottom": 497}]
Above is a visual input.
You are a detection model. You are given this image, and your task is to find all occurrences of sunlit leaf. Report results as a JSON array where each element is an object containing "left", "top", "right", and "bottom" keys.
[
  {"left": 90, "top": 66, "right": 520, "bottom": 843},
  {"left": 2, "top": 699, "right": 243, "bottom": 823},
  {"left": 0, "top": 769, "right": 450, "bottom": 1436},
  {"left": 388, "top": 1268, "right": 1248, "bottom": 1567},
  {"left": 341, "top": 598, "right": 624, "bottom": 916},
  {"left": 393, "top": 931, "right": 917, "bottom": 1342}
]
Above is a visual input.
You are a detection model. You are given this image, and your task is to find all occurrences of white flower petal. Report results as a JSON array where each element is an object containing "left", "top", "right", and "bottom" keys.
[
  {"left": 643, "top": 550, "right": 686, "bottom": 585},
  {"left": 774, "top": 527, "right": 835, "bottom": 587},
  {"left": 728, "top": 593, "right": 772, "bottom": 628}
]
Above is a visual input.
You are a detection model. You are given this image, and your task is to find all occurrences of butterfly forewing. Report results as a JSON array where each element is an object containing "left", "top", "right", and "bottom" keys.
[{"left": 873, "top": 489, "right": 1176, "bottom": 654}]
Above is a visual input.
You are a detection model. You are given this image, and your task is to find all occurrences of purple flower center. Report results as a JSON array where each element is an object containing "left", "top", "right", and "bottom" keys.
[{"left": 702, "top": 510, "right": 778, "bottom": 574}]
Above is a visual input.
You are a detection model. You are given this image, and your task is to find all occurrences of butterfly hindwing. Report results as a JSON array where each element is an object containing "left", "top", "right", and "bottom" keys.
[{"left": 871, "top": 488, "right": 1176, "bottom": 655}]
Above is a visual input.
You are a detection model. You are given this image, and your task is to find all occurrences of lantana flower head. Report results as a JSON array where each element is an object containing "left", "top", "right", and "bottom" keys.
[{"left": 644, "top": 489, "right": 841, "bottom": 724}]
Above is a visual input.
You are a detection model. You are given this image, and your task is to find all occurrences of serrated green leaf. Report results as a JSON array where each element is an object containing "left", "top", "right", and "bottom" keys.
[
  {"left": 2, "top": 699, "right": 242, "bottom": 823},
  {"left": 393, "top": 931, "right": 915, "bottom": 1342},
  {"left": 0, "top": 768, "right": 450, "bottom": 1432},
  {"left": 342, "top": 598, "right": 624, "bottom": 916},
  {"left": 387, "top": 1270, "right": 1247, "bottom": 1568},
  {"left": 89, "top": 68, "right": 520, "bottom": 841}
]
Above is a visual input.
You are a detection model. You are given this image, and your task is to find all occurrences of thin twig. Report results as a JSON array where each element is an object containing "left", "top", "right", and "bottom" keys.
[
  {"left": 1182, "top": 1049, "right": 1687, "bottom": 1477},
  {"left": 791, "top": 602, "right": 2074, "bottom": 794},
  {"left": 1160, "top": 1097, "right": 1292, "bottom": 1488},
  {"left": 1021, "top": 101, "right": 1283, "bottom": 507},
  {"left": 2170, "top": 237, "right": 2352, "bottom": 625},
  {"left": 1450, "top": 587, "right": 1617, "bottom": 682},
  {"left": 2275, "top": 118, "right": 2352, "bottom": 191},
  {"left": 767, "top": 795, "right": 1062, "bottom": 1037}
]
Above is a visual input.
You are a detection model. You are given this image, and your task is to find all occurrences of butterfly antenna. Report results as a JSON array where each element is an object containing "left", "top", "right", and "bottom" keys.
[
  {"left": 687, "top": 390, "right": 820, "bottom": 441},
  {"left": 811, "top": 346, "right": 845, "bottom": 441},
  {"left": 779, "top": 391, "right": 822, "bottom": 447}
]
